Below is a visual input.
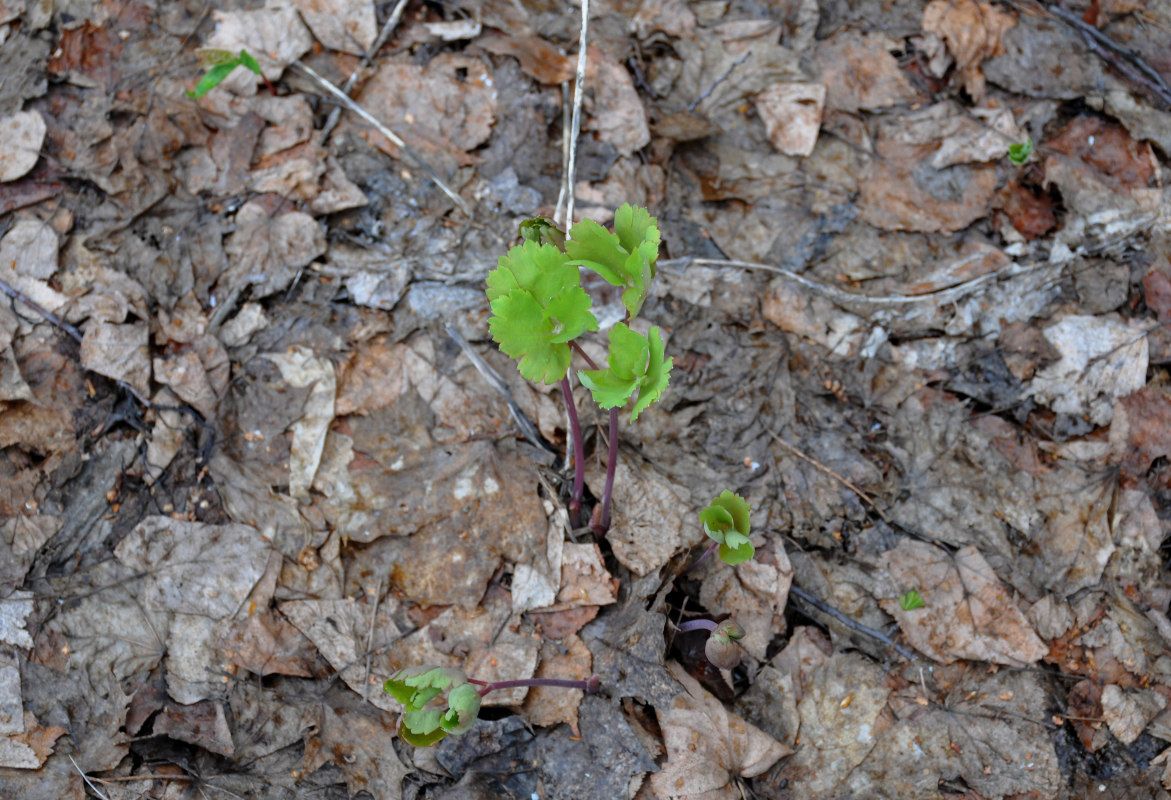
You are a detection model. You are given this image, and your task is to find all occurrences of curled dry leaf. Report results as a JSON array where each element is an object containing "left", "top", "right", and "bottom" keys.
[
  {"left": 922, "top": 0, "right": 1015, "bottom": 102},
  {"left": 880, "top": 540, "right": 1046, "bottom": 665},
  {"left": 651, "top": 663, "right": 792, "bottom": 799},
  {"left": 267, "top": 346, "right": 336, "bottom": 500},
  {"left": 754, "top": 82, "right": 825, "bottom": 157}
]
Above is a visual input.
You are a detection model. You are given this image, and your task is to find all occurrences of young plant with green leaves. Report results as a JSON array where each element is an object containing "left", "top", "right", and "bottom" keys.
[
  {"left": 486, "top": 204, "right": 672, "bottom": 534},
  {"left": 687, "top": 491, "right": 754, "bottom": 572},
  {"left": 187, "top": 48, "right": 274, "bottom": 98},
  {"left": 385, "top": 665, "right": 600, "bottom": 746},
  {"left": 1008, "top": 139, "right": 1033, "bottom": 165}
]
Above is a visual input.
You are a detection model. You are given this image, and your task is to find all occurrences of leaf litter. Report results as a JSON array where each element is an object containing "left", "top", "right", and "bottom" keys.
[{"left": 1, "top": 0, "right": 1171, "bottom": 797}]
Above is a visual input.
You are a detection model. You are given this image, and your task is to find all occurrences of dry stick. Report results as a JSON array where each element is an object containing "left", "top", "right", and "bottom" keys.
[
  {"left": 768, "top": 430, "right": 891, "bottom": 525},
  {"left": 363, "top": 578, "right": 384, "bottom": 703},
  {"left": 319, "top": 0, "right": 412, "bottom": 139},
  {"left": 0, "top": 277, "right": 82, "bottom": 342},
  {"left": 293, "top": 61, "right": 470, "bottom": 213},
  {"left": 562, "top": 0, "right": 590, "bottom": 228},
  {"left": 789, "top": 584, "right": 916, "bottom": 661}
]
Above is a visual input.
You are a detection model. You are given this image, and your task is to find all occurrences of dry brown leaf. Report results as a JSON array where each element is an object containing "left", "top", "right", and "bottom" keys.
[
  {"left": 311, "top": 156, "right": 369, "bottom": 214},
  {"left": 880, "top": 540, "right": 1046, "bottom": 665},
  {"left": 221, "top": 201, "right": 326, "bottom": 299},
  {"left": 79, "top": 319, "right": 150, "bottom": 396},
  {"left": 858, "top": 141, "right": 998, "bottom": 234},
  {"left": 475, "top": 30, "right": 574, "bottom": 84},
  {"left": 697, "top": 539, "right": 792, "bottom": 660},
  {"left": 754, "top": 82, "right": 825, "bottom": 157},
  {"left": 922, "top": 0, "right": 1015, "bottom": 102},
  {"left": 592, "top": 456, "right": 695, "bottom": 576},
  {"left": 523, "top": 635, "right": 592, "bottom": 732},
  {"left": 556, "top": 541, "right": 619, "bottom": 608},
  {"left": 651, "top": 663, "right": 792, "bottom": 799},
  {"left": 204, "top": 1, "right": 314, "bottom": 85},
  {"left": 1101, "top": 684, "right": 1167, "bottom": 745},
  {"left": 220, "top": 609, "right": 315, "bottom": 677},
  {"left": 295, "top": 0, "right": 376, "bottom": 55},
  {"left": 877, "top": 102, "right": 1019, "bottom": 167},
  {"left": 816, "top": 31, "right": 920, "bottom": 112},
  {"left": 0, "top": 110, "right": 44, "bottom": 182},
  {"left": 267, "top": 346, "right": 335, "bottom": 500},
  {"left": 153, "top": 699, "right": 234, "bottom": 757},
  {"left": 302, "top": 688, "right": 410, "bottom": 798},
  {"left": 585, "top": 48, "right": 650, "bottom": 156}
]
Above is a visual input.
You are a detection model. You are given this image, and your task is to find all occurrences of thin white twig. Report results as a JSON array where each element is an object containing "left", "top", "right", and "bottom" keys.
[
  {"left": 69, "top": 755, "right": 111, "bottom": 800},
  {"left": 554, "top": 82, "right": 571, "bottom": 225},
  {"left": 563, "top": 0, "right": 590, "bottom": 228},
  {"left": 294, "top": 61, "right": 471, "bottom": 213}
]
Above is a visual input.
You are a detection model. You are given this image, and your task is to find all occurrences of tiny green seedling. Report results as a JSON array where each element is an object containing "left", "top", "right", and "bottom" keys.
[
  {"left": 699, "top": 491, "right": 754, "bottom": 566},
  {"left": 385, "top": 666, "right": 600, "bottom": 746},
  {"left": 899, "top": 589, "right": 925, "bottom": 611},
  {"left": 1008, "top": 139, "right": 1033, "bottom": 165},
  {"left": 677, "top": 618, "right": 746, "bottom": 669},
  {"left": 187, "top": 49, "right": 270, "bottom": 98},
  {"left": 485, "top": 204, "right": 672, "bottom": 534}
]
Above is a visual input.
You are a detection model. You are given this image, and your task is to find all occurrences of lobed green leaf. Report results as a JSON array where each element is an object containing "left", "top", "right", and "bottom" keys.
[
  {"left": 577, "top": 323, "right": 672, "bottom": 421},
  {"left": 700, "top": 491, "right": 753, "bottom": 565},
  {"left": 384, "top": 666, "right": 467, "bottom": 711},
  {"left": 399, "top": 709, "right": 450, "bottom": 747},
  {"left": 566, "top": 204, "right": 660, "bottom": 318}
]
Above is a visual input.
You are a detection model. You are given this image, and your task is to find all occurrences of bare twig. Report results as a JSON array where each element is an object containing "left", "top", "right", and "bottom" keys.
[
  {"left": 789, "top": 584, "right": 916, "bottom": 661},
  {"left": 293, "top": 61, "right": 470, "bottom": 213},
  {"left": 0, "top": 277, "right": 83, "bottom": 342},
  {"left": 69, "top": 756, "right": 111, "bottom": 800},
  {"left": 561, "top": 0, "right": 590, "bottom": 228},
  {"left": 769, "top": 430, "right": 891, "bottom": 525},
  {"left": 363, "top": 578, "right": 383, "bottom": 703}
]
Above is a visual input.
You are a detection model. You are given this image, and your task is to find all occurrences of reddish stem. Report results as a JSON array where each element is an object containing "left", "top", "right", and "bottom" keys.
[
  {"left": 684, "top": 541, "right": 720, "bottom": 575},
  {"left": 467, "top": 675, "right": 601, "bottom": 697},
  {"left": 570, "top": 340, "right": 600, "bottom": 371},
  {"left": 561, "top": 376, "right": 585, "bottom": 527},
  {"left": 591, "top": 408, "right": 619, "bottom": 538},
  {"left": 677, "top": 619, "right": 718, "bottom": 633}
]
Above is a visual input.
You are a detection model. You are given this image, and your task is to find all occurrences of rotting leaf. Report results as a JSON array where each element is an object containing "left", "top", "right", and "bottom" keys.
[
  {"left": 0, "top": 110, "right": 45, "bottom": 182},
  {"left": 922, "top": 0, "right": 1015, "bottom": 102},
  {"left": 220, "top": 201, "right": 327, "bottom": 299}
]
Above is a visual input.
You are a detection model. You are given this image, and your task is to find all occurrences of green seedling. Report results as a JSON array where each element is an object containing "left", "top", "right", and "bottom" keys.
[
  {"left": 385, "top": 665, "right": 600, "bottom": 747},
  {"left": 696, "top": 490, "right": 754, "bottom": 566},
  {"left": 1008, "top": 139, "right": 1033, "bottom": 165},
  {"left": 485, "top": 204, "right": 672, "bottom": 534},
  {"left": 899, "top": 589, "right": 925, "bottom": 611},
  {"left": 677, "top": 618, "right": 746, "bottom": 669},
  {"left": 187, "top": 48, "right": 272, "bottom": 98}
]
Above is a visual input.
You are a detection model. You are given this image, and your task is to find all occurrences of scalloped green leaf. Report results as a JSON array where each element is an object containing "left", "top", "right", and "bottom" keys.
[
  {"left": 442, "top": 683, "right": 482, "bottom": 734},
  {"left": 566, "top": 204, "right": 660, "bottom": 318},
  {"left": 399, "top": 709, "right": 449, "bottom": 747},
  {"left": 577, "top": 323, "right": 672, "bottom": 421},
  {"left": 487, "top": 241, "right": 598, "bottom": 384},
  {"left": 700, "top": 491, "right": 753, "bottom": 565},
  {"left": 519, "top": 216, "right": 566, "bottom": 249},
  {"left": 384, "top": 666, "right": 467, "bottom": 711}
]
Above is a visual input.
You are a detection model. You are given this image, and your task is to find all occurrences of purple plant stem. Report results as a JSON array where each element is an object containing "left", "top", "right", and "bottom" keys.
[
  {"left": 676, "top": 619, "right": 718, "bottom": 633},
  {"left": 684, "top": 541, "right": 720, "bottom": 575},
  {"left": 593, "top": 408, "right": 619, "bottom": 537},
  {"left": 570, "top": 340, "right": 600, "bottom": 370},
  {"left": 561, "top": 376, "right": 586, "bottom": 527},
  {"left": 468, "top": 675, "right": 601, "bottom": 696}
]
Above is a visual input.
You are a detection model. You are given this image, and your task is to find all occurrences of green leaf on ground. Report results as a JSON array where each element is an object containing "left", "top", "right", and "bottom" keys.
[{"left": 578, "top": 323, "right": 672, "bottom": 421}]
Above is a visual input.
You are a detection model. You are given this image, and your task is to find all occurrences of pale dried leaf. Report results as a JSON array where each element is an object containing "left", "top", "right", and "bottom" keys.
[
  {"left": 79, "top": 319, "right": 150, "bottom": 396},
  {"left": 698, "top": 540, "right": 792, "bottom": 660},
  {"left": 880, "top": 541, "right": 1046, "bottom": 665},
  {"left": 651, "top": 663, "right": 792, "bottom": 799},
  {"left": 1101, "top": 684, "right": 1167, "bottom": 745},
  {"left": 296, "top": 0, "right": 376, "bottom": 55},
  {"left": 221, "top": 202, "right": 326, "bottom": 299},
  {"left": 0, "top": 109, "right": 44, "bottom": 181},
  {"left": 303, "top": 688, "right": 410, "bottom": 798},
  {"left": 0, "top": 590, "right": 32, "bottom": 649},
  {"left": 586, "top": 49, "right": 650, "bottom": 156},
  {"left": 523, "top": 635, "right": 592, "bottom": 732},
  {"left": 267, "top": 346, "right": 336, "bottom": 500},
  {"left": 0, "top": 218, "right": 55, "bottom": 278},
  {"left": 877, "top": 102, "right": 1019, "bottom": 167},
  {"left": 114, "top": 517, "right": 271, "bottom": 618},
  {"left": 816, "top": 31, "right": 919, "bottom": 112},
  {"left": 0, "top": 650, "right": 21, "bottom": 735},
  {"left": 204, "top": 2, "right": 314, "bottom": 84},
  {"left": 754, "top": 82, "right": 825, "bottom": 157},
  {"left": 593, "top": 457, "right": 695, "bottom": 576}
]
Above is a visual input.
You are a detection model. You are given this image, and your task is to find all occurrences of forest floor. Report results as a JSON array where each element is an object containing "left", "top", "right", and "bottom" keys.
[{"left": 2, "top": 0, "right": 1171, "bottom": 797}]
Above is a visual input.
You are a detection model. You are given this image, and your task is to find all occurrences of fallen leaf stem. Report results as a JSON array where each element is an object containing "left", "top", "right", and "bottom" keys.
[
  {"left": 561, "top": 376, "right": 586, "bottom": 527},
  {"left": 467, "top": 675, "right": 601, "bottom": 696},
  {"left": 676, "top": 619, "right": 718, "bottom": 633}
]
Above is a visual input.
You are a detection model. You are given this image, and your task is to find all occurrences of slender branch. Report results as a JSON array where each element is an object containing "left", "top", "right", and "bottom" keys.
[
  {"left": 0, "top": 277, "right": 82, "bottom": 342},
  {"left": 789, "top": 584, "right": 915, "bottom": 661},
  {"left": 561, "top": 376, "right": 586, "bottom": 527},
  {"left": 562, "top": 0, "right": 590, "bottom": 228},
  {"left": 468, "top": 675, "right": 600, "bottom": 696}
]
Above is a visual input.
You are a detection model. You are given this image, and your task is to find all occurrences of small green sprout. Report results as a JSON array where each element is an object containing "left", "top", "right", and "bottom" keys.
[
  {"left": 187, "top": 49, "right": 267, "bottom": 98},
  {"left": 699, "top": 490, "right": 754, "bottom": 566},
  {"left": 1007, "top": 139, "right": 1033, "bottom": 165},
  {"left": 518, "top": 216, "right": 566, "bottom": 250},
  {"left": 577, "top": 322, "right": 672, "bottom": 422},
  {"left": 677, "top": 618, "right": 746, "bottom": 669},
  {"left": 385, "top": 666, "right": 600, "bottom": 747},
  {"left": 899, "top": 589, "right": 925, "bottom": 611}
]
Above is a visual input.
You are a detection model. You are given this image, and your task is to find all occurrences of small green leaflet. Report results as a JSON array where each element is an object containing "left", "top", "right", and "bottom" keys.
[
  {"left": 577, "top": 323, "right": 672, "bottom": 421},
  {"left": 384, "top": 666, "right": 483, "bottom": 747},
  {"left": 1008, "top": 139, "right": 1033, "bottom": 165},
  {"left": 487, "top": 240, "right": 598, "bottom": 384},
  {"left": 899, "top": 590, "right": 925, "bottom": 611},
  {"left": 699, "top": 490, "right": 753, "bottom": 565},
  {"left": 566, "top": 203, "right": 661, "bottom": 318},
  {"left": 187, "top": 49, "right": 264, "bottom": 98}
]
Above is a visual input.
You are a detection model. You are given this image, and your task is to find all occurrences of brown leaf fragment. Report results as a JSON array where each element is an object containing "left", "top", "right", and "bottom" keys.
[
  {"left": 922, "top": 0, "right": 1015, "bottom": 102},
  {"left": 153, "top": 699, "right": 234, "bottom": 757},
  {"left": 880, "top": 540, "right": 1047, "bottom": 665},
  {"left": 754, "top": 82, "right": 825, "bottom": 157},
  {"left": 302, "top": 687, "right": 410, "bottom": 798},
  {"left": 816, "top": 31, "right": 921, "bottom": 112},
  {"left": 698, "top": 539, "right": 792, "bottom": 660},
  {"left": 219, "top": 610, "right": 316, "bottom": 677},
  {"left": 1111, "top": 386, "right": 1171, "bottom": 481},
  {"left": 994, "top": 178, "right": 1058, "bottom": 240},
  {"left": 295, "top": 0, "right": 377, "bottom": 55},
  {"left": 0, "top": 516, "right": 60, "bottom": 597},
  {"left": 204, "top": 2, "right": 314, "bottom": 85},
  {"left": 529, "top": 605, "right": 599, "bottom": 640},
  {"left": 858, "top": 142, "right": 998, "bottom": 234},
  {"left": 591, "top": 456, "right": 695, "bottom": 576},
  {"left": 474, "top": 30, "right": 574, "bottom": 84},
  {"left": 1101, "top": 684, "right": 1167, "bottom": 745},
  {"left": 523, "top": 635, "right": 592, "bottom": 733},
  {"left": 221, "top": 202, "right": 326, "bottom": 299},
  {"left": 1044, "top": 115, "right": 1157, "bottom": 195},
  {"left": 585, "top": 49, "right": 650, "bottom": 156},
  {"left": 311, "top": 156, "right": 368, "bottom": 214},
  {"left": 651, "top": 663, "right": 792, "bottom": 799},
  {"left": 80, "top": 319, "right": 150, "bottom": 397},
  {"left": 556, "top": 542, "right": 618, "bottom": 608}
]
